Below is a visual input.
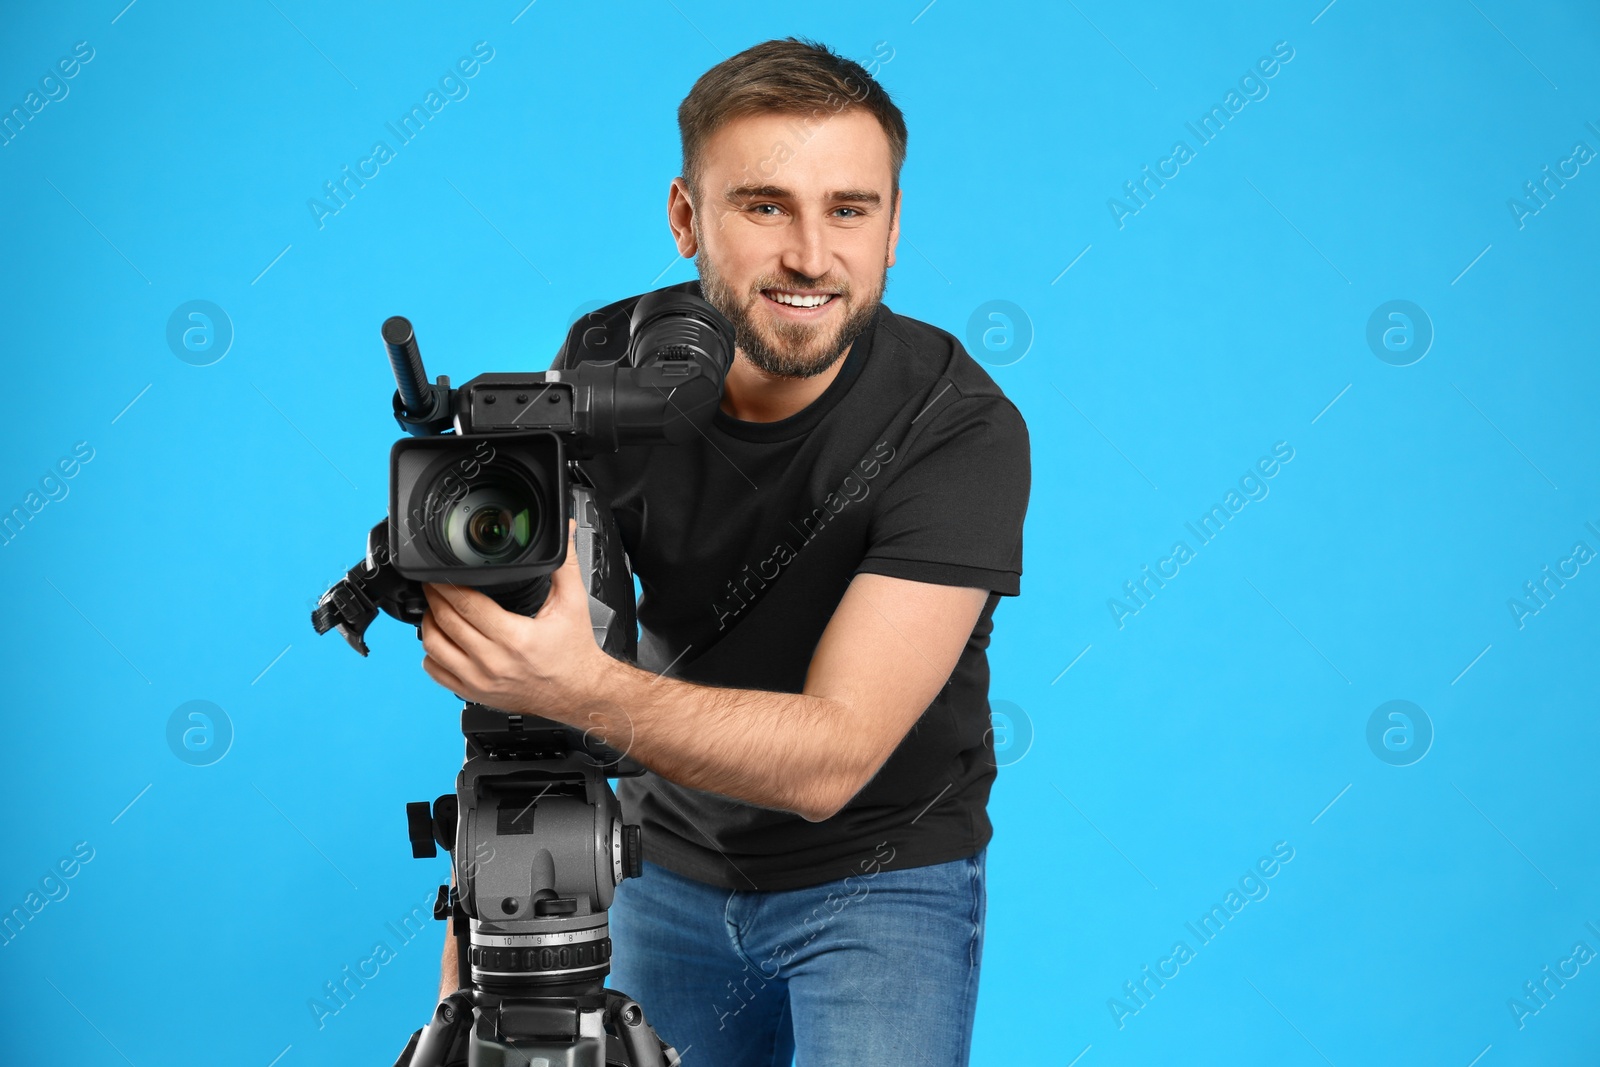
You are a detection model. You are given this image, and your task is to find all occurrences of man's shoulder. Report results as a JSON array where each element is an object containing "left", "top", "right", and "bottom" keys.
[{"left": 872, "top": 304, "right": 1024, "bottom": 426}]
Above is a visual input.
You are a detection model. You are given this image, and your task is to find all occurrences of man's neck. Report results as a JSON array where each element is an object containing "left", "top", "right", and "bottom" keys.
[{"left": 718, "top": 340, "right": 854, "bottom": 423}]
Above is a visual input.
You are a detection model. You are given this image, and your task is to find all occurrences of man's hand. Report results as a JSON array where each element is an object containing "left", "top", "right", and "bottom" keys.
[{"left": 419, "top": 518, "right": 603, "bottom": 722}]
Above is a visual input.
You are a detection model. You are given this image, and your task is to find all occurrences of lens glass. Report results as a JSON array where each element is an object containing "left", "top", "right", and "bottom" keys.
[{"left": 443, "top": 480, "right": 538, "bottom": 565}]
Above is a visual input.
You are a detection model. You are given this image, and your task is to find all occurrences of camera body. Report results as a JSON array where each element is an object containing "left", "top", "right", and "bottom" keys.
[
  {"left": 314, "top": 288, "right": 735, "bottom": 654},
  {"left": 387, "top": 288, "right": 732, "bottom": 597}
]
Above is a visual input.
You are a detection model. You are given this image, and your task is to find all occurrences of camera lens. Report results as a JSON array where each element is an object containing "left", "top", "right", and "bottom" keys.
[
  {"left": 443, "top": 480, "right": 539, "bottom": 565},
  {"left": 466, "top": 504, "right": 519, "bottom": 556}
]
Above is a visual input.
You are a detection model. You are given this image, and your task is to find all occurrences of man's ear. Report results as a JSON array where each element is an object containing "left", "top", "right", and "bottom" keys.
[
  {"left": 885, "top": 187, "right": 902, "bottom": 269},
  {"left": 668, "top": 177, "right": 698, "bottom": 258}
]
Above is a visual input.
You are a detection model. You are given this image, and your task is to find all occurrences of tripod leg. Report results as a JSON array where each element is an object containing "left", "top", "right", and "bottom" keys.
[
  {"left": 607, "top": 992, "right": 677, "bottom": 1067},
  {"left": 391, "top": 1027, "right": 421, "bottom": 1067}
]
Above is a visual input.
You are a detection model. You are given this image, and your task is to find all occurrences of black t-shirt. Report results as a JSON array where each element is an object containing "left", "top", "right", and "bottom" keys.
[{"left": 551, "top": 279, "right": 1030, "bottom": 891}]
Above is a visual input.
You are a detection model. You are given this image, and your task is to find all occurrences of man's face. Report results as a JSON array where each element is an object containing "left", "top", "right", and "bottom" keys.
[{"left": 673, "top": 109, "right": 901, "bottom": 380}]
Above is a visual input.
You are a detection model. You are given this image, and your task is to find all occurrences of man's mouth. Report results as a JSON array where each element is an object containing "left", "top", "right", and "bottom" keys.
[{"left": 761, "top": 289, "right": 839, "bottom": 311}]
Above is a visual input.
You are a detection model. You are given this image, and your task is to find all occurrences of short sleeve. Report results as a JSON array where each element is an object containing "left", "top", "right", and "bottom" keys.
[{"left": 856, "top": 394, "right": 1030, "bottom": 595}]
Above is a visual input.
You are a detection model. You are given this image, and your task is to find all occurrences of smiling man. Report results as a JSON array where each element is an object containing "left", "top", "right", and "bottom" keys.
[{"left": 420, "top": 37, "right": 1030, "bottom": 1065}]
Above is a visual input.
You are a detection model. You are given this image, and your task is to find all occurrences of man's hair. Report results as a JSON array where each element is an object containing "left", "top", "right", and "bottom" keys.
[{"left": 677, "top": 37, "right": 907, "bottom": 208}]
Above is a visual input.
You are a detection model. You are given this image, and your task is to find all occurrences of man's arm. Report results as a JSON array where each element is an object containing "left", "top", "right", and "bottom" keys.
[
  {"left": 421, "top": 547, "right": 992, "bottom": 824},
  {"left": 439, "top": 866, "right": 457, "bottom": 1001},
  {"left": 576, "top": 572, "right": 988, "bottom": 822},
  {"left": 427, "top": 563, "right": 989, "bottom": 992}
]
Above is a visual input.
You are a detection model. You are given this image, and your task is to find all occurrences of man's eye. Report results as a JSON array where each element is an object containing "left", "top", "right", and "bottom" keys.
[
  {"left": 751, "top": 203, "right": 781, "bottom": 215},
  {"left": 835, "top": 208, "right": 861, "bottom": 219}
]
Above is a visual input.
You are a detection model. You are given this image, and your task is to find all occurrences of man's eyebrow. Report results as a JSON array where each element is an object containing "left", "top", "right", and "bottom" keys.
[{"left": 724, "top": 184, "right": 882, "bottom": 208}]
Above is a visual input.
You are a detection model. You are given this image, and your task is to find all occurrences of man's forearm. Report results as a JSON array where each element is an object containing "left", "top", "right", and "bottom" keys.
[
  {"left": 434, "top": 668, "right": 854, "bottom": 1000},
  {"left": 439, "top": 915, "right": 457, "bottom": 1001},
  {"left": 439, "top": 866, "right": 457, "bottom": 1000},
  {"left": 577, "top": 655, "right": 865, "bottom": 822}
]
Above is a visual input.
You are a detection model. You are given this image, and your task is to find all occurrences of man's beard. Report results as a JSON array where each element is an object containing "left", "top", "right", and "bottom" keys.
[{"left": 695, "top": 244, "right": 886, "bottom": 380}]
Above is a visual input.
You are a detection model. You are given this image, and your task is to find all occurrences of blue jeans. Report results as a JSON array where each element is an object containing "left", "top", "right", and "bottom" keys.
[{"left": 606, "top": 848, "right": 987, "bottom": 1066}]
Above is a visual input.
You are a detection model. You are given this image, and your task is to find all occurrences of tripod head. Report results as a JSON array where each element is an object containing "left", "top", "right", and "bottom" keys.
[
  {"left": 416, "top": 705, "right": 642, "bottom": 996},
  {"left": 403, "top": 704, "right": 670, "bottom": 1065}
]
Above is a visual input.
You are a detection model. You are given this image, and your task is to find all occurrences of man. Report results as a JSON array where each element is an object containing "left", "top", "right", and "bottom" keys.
[{"left": 419, "top": 37, "right": 1029, "bottom": 1064}]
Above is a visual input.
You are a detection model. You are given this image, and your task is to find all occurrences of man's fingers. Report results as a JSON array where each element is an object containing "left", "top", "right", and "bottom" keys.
[
  {"left": 421, "top": 648, "right": 469, "bottom": 697},
  {"left": 561, "top": 518, "right": 580, "bottom": 572},
  {"left": 552, "top": 519, "right": 582, "bottom": 597},
  {"left": 425, "top": 582, "right": 502, "bottom": 643},
  {"left": 421, "top": 610, "right": 474, "bottom": 677}
]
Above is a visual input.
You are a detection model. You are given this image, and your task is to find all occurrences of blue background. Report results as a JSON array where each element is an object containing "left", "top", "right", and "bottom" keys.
[{"left": 2, "top": 1, "right": 1597, "bottom": 1064}]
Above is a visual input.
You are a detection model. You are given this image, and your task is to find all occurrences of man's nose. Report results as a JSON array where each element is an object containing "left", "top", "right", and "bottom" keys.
[{"left": 779, "top": 212, "right": 832, "bottom": 283}]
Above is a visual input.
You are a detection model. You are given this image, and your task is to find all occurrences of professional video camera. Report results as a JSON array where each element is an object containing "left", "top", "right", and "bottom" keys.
[{"left": 310, "top": 289, "right": 735, "bottom": 1066}]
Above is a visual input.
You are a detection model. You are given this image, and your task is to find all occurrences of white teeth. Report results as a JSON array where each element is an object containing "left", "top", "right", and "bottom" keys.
[{"left": 767, "top": 291, "right": 833, "bottom": 308}]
